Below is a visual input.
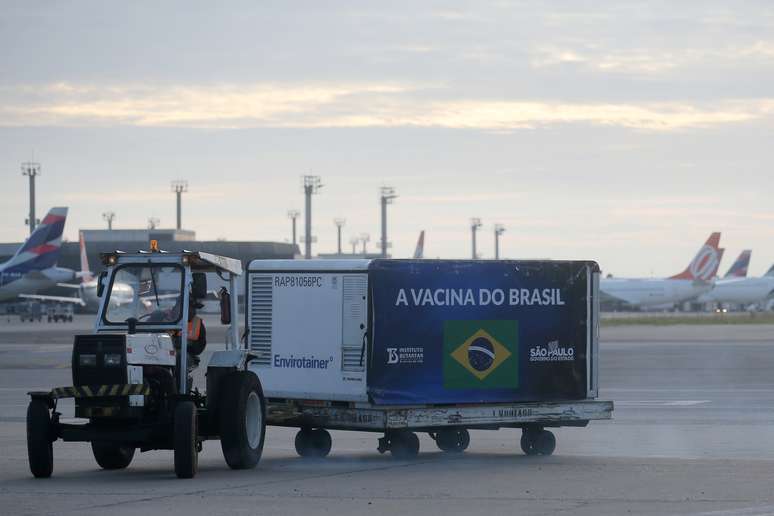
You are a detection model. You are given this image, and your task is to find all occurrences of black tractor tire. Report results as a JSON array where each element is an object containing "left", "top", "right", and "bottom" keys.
[
  {"left": 435, "top": 428, "right": 470, "bottom": 453},
  {"left": 27, "top": 399, "right": 53, "bottom": 478},
  {"left": 91, "top": 442, "right": 135, "bottom": 470},
  {"left": 390, "top": 431, "right": 420, "bottom": 459},
  {"left": 295, "top": 428, "right": 332, "bottom": 458},
  {"left": 219, "top": 372, "right": 266, "bottom": 470},
  {"left": 174, "top": 401, "right": 198, "bottom": 478}
]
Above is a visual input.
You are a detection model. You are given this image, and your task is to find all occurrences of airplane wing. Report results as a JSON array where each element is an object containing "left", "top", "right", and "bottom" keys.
[
  {"left": 56, "top": 283, "right": 81, "bottom": 290},
  {"left": 19, "top": 294, "right": 85, "bottom": 306}
]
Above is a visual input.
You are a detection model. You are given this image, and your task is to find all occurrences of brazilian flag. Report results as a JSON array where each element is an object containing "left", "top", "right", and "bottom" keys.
[{"left": 443, "top": 320, "right": 519, "bottom": 389}]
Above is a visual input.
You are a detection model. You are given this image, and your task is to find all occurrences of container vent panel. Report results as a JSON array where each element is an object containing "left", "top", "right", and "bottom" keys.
[{"left": 248, "top": 274, "right": 273, "bottom": 366}]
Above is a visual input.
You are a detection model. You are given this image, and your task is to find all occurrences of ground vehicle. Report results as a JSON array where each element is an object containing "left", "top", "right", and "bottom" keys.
[
  {"left": 26, "top": 246, "right": 263, "bottom": 478},
  {"left": 47, "top": 303, "right": 74, "bottom": 323},
  {"left": 19, "top": 301, "right": 43, "bottom": 322},
  {"left": 247, "top": 259, "right": 613, "bottom": 458}
]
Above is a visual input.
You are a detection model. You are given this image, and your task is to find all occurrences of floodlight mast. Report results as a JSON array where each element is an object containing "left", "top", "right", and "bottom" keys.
[
  {"left": 103, "top": 211, "right": 116, "bottom": 230},
  {"left": 287, "top": 210, "right": 300, "bottom": 247},
  {"left": 171, "top": 180, "right": 188, "bottom": 230},
  {"left": 470, "top": 218, "right": 483, "bottom": 259},
  {"left": 494, "top": 224, "right": 506, "bottom": 260},
  {"left": 350, "top": 236, "right": 359, "bottom": 255},
  {"left": 21, "top": 162, "right": 41, "bottom": 235},
  {"left": 302, "top": 175, "right": 323, "bottom": 259},
  {"left": 379, "top": 186, "right": 397, "bottom": 258},
  {"left": 360, "top": 233, "right": 370, "bottom": 255},
  {"left": 334, "top": 218, "right": 346, "bottom": 255}
]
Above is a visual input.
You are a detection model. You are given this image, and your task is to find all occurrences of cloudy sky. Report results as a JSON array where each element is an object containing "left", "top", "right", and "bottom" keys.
[{"left": 2, "top": 1, "right": 773, "bottom": 276}]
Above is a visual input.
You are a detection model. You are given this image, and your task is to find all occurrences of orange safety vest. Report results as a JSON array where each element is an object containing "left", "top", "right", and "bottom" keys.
[{"left": 187, "top": 317, "right": 202, "bottom": 341}]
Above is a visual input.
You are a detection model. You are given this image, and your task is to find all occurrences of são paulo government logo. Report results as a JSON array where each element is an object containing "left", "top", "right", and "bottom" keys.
[{"left": 443, "top": 320, "right": 519, "bottom": 389}]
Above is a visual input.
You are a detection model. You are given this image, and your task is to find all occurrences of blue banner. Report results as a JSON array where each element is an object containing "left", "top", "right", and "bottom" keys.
[{"left": 367, "top": 260, "right": 594, "bottom": 405}]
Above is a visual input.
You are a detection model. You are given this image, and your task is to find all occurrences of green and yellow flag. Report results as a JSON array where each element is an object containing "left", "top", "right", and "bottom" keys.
[{"left": 443, "top": 320, "right": 519, "bottom": 389}]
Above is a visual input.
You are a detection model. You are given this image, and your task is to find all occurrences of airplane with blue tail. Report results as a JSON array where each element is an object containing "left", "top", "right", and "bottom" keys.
[{"left": 0, "top": 207, "right": 76, "bottom": 302}]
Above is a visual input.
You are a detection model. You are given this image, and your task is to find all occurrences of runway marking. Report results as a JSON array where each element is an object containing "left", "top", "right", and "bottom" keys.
[{"left": 616, "top": 400, "right": 710, "bottom": 407}]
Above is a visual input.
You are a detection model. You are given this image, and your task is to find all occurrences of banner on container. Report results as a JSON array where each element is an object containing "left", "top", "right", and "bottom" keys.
[{"left": 367, "top": 260, "right": 594, "bottom": 405}]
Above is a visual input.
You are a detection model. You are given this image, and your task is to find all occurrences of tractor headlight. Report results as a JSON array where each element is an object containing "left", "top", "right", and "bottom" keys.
[
  {"left": 104, "top": 353, "right": 122, "bottom": 367},
  {"left": 79, "top": 354, "right": 97, "bottom": 366}
]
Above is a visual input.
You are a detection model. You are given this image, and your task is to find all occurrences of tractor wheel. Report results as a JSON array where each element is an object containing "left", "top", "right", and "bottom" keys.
[
  {"left": 219, "top": 372, "right": 266, "bottom": 470},
  {"left": 174, "top": 401, "right": 198, "bottom": 478},
  {"left": 27, "top": 399, "right": 53, "bottom": 478},
  {"left": 91, "top": 442, "right": 135, "bottom": 470}
]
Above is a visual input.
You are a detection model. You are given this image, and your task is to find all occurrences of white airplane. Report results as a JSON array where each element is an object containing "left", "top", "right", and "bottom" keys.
[
  {"left": 0, "top": 207, "right": 76, "bottom": 302},
  {"left": 21, "top": 232, "right": 133, "bottom": 309},
  {"left": 601, "top": 232, "right": 722, "bottom": 308},
  {"left": 698, "top": 251, "right": 774, "bottom": 308}
]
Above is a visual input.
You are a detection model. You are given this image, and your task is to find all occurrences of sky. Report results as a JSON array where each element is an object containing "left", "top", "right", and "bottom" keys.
[{"left": 1, "top": 1, "right": 773, "bottom": 276}]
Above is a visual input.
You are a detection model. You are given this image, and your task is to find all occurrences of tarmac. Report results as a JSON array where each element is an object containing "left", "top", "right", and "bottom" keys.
[{"left": 1, "top": 315, "right": 774, "bottom": 515}]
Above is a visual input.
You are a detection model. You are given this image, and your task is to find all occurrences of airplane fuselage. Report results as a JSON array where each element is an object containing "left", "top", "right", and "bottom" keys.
[
  {"left": 601, "top": 278, "right": 712, "bottom": 307},
  {"left": 698, "top": 277, "right": 774, "bottom": 305}
]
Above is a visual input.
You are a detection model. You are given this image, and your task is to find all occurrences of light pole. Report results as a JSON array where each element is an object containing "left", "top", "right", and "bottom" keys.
[
  {"left": 350, "top": 236, "right": 359, "bottom": 255},
  {"left": 379, "top": 186, "right": 397, "bottom": 258},
  {"left": 494, "top": 224, "right": 506, "bottom": 260},
  {"left": 148, "top": 217, "right": 160, "bottom": 230},
  {"left": 360, "top": 233, "right": 371, "bottom": 255},
  {"left": 334, "top": 218, "right": 346, "bottom": 255},
  {"left": 103, "top": 211, "right": 116, "bottom": 230},
  {"left": 302, "top": 175, "right": 323, "bottom": 259},
  {"left": 171, "top": 180, "right": 188, "bottom": 230},
  {"left": 287, "top": 210, "right": 300, "bottom": 247},
  {"left": 470, "top": 218, "right": 482, "bottom": 259},
  {"left": 21, "top": 162, "right": 41, "bottom": 234}
]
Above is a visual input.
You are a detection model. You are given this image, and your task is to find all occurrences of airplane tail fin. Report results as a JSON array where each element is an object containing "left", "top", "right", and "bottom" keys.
[
  {"left": 78, "top": 231, "right": 93, "bottom": 283},
  {"left": 668, "top": 231, "right": 722, "bottom": 281},
  {"left": 765, "top": 264, "right": 774, "bottom": 277},
  {"left": 723, "top": 249, "right": 751, "bottom": 279},
  {"left": 1, "top": 207, "right": 68, "bottom": 273},
  {"left": 412, "top": 230, "right": 425, "bottom": 259}
]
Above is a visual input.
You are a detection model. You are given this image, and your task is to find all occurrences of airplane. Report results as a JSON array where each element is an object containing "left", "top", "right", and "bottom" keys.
[
  {"left": 722, "top": 250, "right": 751, "bottom": 279},
  {"left": 697, "top": 255, "right": 774, "bottom": 308},
  {"left": 413, "top": 230, "right": 425, "bottom": 259},
  {"left": 21, "top": 232, "right": 133, "bottom": 309},
  {"left": 600, "top": 232, "right": 723, "bottom": 308},
  {"left": 0, "top": 207, "right": 76, "bottom": 302}
]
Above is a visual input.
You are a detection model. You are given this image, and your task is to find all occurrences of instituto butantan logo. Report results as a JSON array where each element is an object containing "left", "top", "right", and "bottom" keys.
[{"left": 443, "top": 320, "right": 518, "bottom": 389}]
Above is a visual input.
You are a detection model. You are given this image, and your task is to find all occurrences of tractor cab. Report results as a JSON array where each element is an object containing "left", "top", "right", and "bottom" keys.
[{"left": 92, "top": 245, "right": 242, "bottom": 395}]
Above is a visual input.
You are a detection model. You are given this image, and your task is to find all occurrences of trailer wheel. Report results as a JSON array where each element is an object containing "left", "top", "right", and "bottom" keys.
[
  {"left": 535, "top": 430, "right": 556, "bottom": 455},
  {"left": 435, "top": 428, "right": 470, "bottom": 453},
  {"left": 389, "top": 431, "right": 420, "bottom": 459},
  {"left": 219, "top": 372, "right": 265, "bottom": 470},
  {"left": 91, "top": 442, "right": 135, "bottom": 470},
  {"left": 295, "top": 428, "right": 332, "bottom": 458},
  {"left": 27, "top": 399, "right": 53, "bottom": 478},
  {"left": 520, "top": 428, "right": 555, "bottom": 456},
  {"left": 174, "top": 401, "right": 198, "bottom": 478}
]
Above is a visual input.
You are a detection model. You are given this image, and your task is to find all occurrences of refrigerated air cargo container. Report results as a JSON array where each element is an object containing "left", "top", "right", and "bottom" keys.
[{"left": 246, "top": 259, "right": 612, "bottom": 458}]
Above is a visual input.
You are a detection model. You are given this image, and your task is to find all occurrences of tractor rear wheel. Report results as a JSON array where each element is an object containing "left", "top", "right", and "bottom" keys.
[{"left": 219, "top": 372, "right": 266, "bottom": 469}]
